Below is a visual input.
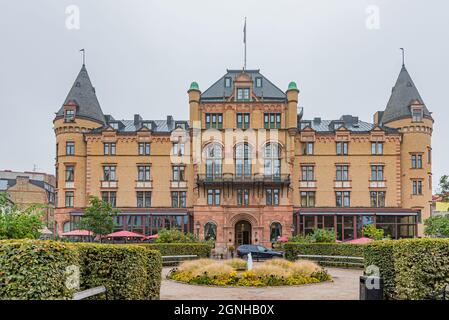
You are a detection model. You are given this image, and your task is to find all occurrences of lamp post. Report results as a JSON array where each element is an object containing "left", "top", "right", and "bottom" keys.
[{"left": 290, "top": 223, "right": 295, "bottom": 236}]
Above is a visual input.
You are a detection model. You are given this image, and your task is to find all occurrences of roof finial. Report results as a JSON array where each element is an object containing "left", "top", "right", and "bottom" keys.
[
  {"left": 400, "top": 48, "right": 405, "bottom": 67},
  {"left": 243, "top": 17, "right": 247, "bottom": 71},
  {"left": 80, "top": 48, "right": 85, "bottom": 66}
]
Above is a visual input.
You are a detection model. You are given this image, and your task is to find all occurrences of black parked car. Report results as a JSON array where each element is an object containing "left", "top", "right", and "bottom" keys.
[{"left": 236, "top": 245, "right": 283, "bottom": 260}]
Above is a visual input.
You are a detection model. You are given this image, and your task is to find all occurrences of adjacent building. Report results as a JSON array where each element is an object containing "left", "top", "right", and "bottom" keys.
[
  {"left": 0, "top": 170, "right": 56, "bottom": 228},
  {"left": 53, "top": 61, "right": 433, "bottom": 248}
]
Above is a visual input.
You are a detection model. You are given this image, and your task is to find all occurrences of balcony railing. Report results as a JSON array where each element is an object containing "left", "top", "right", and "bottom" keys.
[
  {"left": 196, "top": 173, "right": 290, "bottom": 186},
  {"left": 101, "top": 180, "right": 118, "bottom": 188},
  {"left": 65, "top": 181, "right": 75, "bottom": 189},
  {"left": 334, "top": 181, "right": 351, "bottom": 188},
  {"left": 171, "top": 180, "right": 188, "bottom": 189},
  {"left": 370, "top": 181, "right": 386, "bottom": 188},
  {"left": 299, "top": 181, "right": 316, "bottom": 188},
  {"left": 136, "top": 180, "right": 152, "bottom": 188}
]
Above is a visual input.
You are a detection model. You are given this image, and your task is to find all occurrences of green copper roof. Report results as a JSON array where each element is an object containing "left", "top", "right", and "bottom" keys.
[
  {"left": 288, "top": 81, "right": 298, "bottom": 90},
  {"left": 189, "top": 82, "right": 200, "bottom": 91}
]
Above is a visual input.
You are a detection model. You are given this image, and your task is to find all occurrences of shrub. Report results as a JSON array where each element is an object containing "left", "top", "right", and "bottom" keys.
[
  {"left": 142, "top": 243, "right": 212, "bottom": 258},
  {"left": 284, "top": 243, "right": 365, "bottom": 259},
  {"left": 0, "top": 240, "right": 79, "bottom": 300},
  {"left": 363, "top": 224, "right": 386, "bottom": 240},
  {"left": 424, "top": 216, "right": 449, "bottom": 237},
  {"left": 289, "top": 229, "right": 336, "bottom": 243},
  {"left": 155, "top": 229, "right": 199, "bottom": 243},
  {"left": 291, "top": 260, "right": 321, "bottom": 276},
  {"left": 224, "top": 258, "right": 247, "bottom": 270},
  {"left": 177, "top": 258, "right": 216, "bottom": 274}
]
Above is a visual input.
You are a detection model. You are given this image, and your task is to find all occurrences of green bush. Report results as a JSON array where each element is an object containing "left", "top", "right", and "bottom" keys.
[
  {"left": 141, "top": 243, "right": 212, "bottom": 258},
  {"left": 0, "top": 240, "right": 79, "bottom": 300},
  {"left": 364, "top": 239, "right": 449, "bottom": 300},
  {"left": 155, "top": 229, "right": 199, "bottom": 243},
  {"left": 0, "top": 240, "right": 162, "bottom": 300},
  {"left": 362, "top": 224, "right": 386, "bottom": 240},
  {"left": 75, "top": 243, "right": 162, "bottom": 300}
]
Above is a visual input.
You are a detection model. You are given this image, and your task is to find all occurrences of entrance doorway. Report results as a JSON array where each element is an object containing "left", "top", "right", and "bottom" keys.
[{"left": 235, "top": 220, "right": 252, "bottom": 246}]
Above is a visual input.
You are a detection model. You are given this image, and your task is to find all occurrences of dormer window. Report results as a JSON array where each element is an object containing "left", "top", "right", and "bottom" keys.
[
  {"left": 110, "top": 122, "right": 119, "bottom": 130},
  {"left": 224, "top": 77, "right": 232, "bottom": 88},
  {"left": 64, "top": 109, "right": 75, "bottom": 122},
  {"left": 255, "top": 77, "right": 263, "bottom": 88},
  {"left": 411, "top": 106, "right": 423, "bottom": 122},
  {"left": 236, "top": 88, "right": 250, "bottom": 101},
  {"left": 142, "top": 122, "right": 154, "bottom": 130}
]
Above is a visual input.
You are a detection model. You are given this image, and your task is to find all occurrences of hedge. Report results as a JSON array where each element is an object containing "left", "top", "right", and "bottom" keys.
[
  {"left": 76, "top": 243, "right": 162, "bottom": 300},
  {"left": 140, "top": 243, "right": 213, "bottom": 258},
  {"left": 365, "top": 239, "right": 449, "bottom": 300},
  {"left": 0, "top": 240, "right": 79, "bottom": 300},
  {"left": 284, "top": 242, "right": 365, "bottom": 264},
  {"left": 0, "top": 240, "right": 162, "bottom": 300}
]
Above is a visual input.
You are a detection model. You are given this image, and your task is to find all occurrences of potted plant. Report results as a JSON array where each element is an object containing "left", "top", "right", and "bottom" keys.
[{"left": 228, "top": 245, "right": 235, "bottom": 258}]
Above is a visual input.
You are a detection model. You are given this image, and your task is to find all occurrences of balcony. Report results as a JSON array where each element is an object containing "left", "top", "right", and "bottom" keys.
[
  {"left": 334, "top": 181, "right": 351, "bottom": 188},
  {"left": 171, "top": 180, "right": 188, "bottom": 189},
  {"left": 370, "top": 181, "right": 386, "bottom": 188},
  {"left": 65, "top": 181, "right": 75, "bottom": 189},
  {"left": 136, "top": 180, "right": 152, "bottom": 188},
  {"left": 101, "top": 180, "right": 118, "bottom": 188},
  {"left": 196, "top": 173, "right": 290, "bottom": 187},
  {"left": 299, "top": 181, "right": 316, "bottom": 188}
]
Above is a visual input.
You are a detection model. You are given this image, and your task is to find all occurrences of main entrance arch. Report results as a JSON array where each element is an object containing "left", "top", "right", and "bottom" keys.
[{"left": 235, "top": 220, "right": 252, "bottom": 245}]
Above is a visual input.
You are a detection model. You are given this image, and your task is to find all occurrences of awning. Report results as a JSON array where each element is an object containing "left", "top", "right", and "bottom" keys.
[
  {"left": 62, "top": 229, "right": 93, "bottom": 237},
  {"left": 105, "top": 230, "right": 146, "bottom": 238}
]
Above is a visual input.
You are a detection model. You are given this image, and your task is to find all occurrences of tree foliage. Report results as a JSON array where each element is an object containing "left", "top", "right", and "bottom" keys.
[
  {"left": 289, "top": 228, "right": 336, "bottom": 243},
  {"left": 363, "top": 224, "right": 385, "bottom": 240},
  {"left": 155, "top": 229, "right": 199, "bottom": 243},
  {"left": 0, "top": 192, "right": 45, "bottom": 240},
  {"left": 424, "top": 215, "right": 449, "bottom": 238},
  {"left": 438, "top": 175, "right": 449, "bottom": 202},
  {"left": 79, "top": 196, "right": 118, "bottom": 237}
]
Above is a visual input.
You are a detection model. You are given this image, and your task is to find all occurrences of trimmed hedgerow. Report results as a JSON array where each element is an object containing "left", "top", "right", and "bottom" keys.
[
  {"left": 284, "top": 243, "right": 365, "bottom": 260},
  {"left": 75, "top": 243, "right": 162, "bottom": 300},
  {"left": 141, "top": 243, "right": 213, "bottom": 258},
  {"left": 0, "top": 240, "right": 162, "bottom": 300},
  {"left": 0, "top": 240, "right": 79, "bottom": 300},
  {"left": 364, "top": 239, "right": 449, "bottom": 300}
]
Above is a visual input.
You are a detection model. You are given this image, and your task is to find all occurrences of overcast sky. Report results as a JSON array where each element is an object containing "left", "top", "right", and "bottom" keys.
[{"left": 0, "top": 0, "right": 448, "bottom": 191}]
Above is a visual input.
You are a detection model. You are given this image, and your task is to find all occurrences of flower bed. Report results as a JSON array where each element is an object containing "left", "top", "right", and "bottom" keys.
[{"left": 167, "top": 258, "right": 331, "bottom": 287}]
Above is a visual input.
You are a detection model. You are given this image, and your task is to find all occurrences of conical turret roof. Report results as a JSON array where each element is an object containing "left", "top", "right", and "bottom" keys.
[
  {"left": 56, "top": 65, "right": 105, "bottom": 124},
  {"left": 382, "top": 65, "right": 431, "bottom": 124}
]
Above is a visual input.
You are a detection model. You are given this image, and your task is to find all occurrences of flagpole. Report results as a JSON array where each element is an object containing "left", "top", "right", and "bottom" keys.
[{"left": 243, "top": 17, "right": 247, "bottom": 71}]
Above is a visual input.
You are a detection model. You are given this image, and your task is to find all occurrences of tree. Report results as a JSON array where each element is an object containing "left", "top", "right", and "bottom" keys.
[
  {"left": 437, "top": 175, "right": 449, "bottom": 202},
  {"left": 79, "top": 196, "right": 118, "bottom": 239},
  {"left": 362, "top": 224, "right": 385, "bottom": 240},
  {"left": 0, "top": 192, "right": 45, "bottom": 239},
  {"left": 155, "top": 229, "right": 199, "bottom": 243},
  {"left": 424, "top": 216, "right": 449, "bottom": 238}
]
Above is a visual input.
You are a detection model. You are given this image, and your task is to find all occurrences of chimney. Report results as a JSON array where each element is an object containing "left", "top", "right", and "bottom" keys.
[
  {"left": 167, "top": 115, "right": 174, "bottom": 128},
  {"left": 313, "top": 117, "right": 321, "bottom": 125},
  {"left": 134, "top": 114, "right": 142, "bottom": 125}
]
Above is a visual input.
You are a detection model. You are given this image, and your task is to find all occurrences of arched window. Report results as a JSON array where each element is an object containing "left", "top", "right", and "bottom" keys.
[
  {"left": 63, "top": 221, "right": 71, "bottom": 233},
  {"left": 235, "top": 143, "right": 252, "bottom": 177},
  {"left": 264, "top": 143, "right": 281, "bottom": 177},
  {"left": 204, "top": 222, "right": 217, "bottom": 241},
  {"left": 270, "top": 222, "right": 282, "bottom": 242},
  {"left": 204, "top": 143, "right": 222, "bottom": 179}
]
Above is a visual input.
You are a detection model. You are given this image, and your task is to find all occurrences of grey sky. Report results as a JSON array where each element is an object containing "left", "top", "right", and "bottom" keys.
[{"left": 0, "top": 0, "right": 448, "bottom": 191}]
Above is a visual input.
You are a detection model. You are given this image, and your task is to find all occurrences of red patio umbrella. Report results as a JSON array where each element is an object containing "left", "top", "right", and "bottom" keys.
[
  {"left": 344, "top": 237, "right": 374, "bottom": 244},
  {"left": 105, "top": 230, "right": 146, "bottom": 238},
  {"left": 62, "top": 229, "right": 93, "bottom": 237}
]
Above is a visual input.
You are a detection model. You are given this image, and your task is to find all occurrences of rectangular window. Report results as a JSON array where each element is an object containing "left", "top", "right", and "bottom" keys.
[
  {"left": 412, "top": 108, "right": 423, "bottom": 122},
  {"left": 138, "top": 143, "right": 151, "bottom": 155},
  {"left": 65, "top": 166, "right": 74, "bottom": 182},
  {"left": 102, "top": 191, "right": 117, "bottom": 207},
  {"left": 205, "top": 113, "right": 223, "bottom": 129},
  {"left": 301, "top": 166, "right": 314, "bottom": 181},
  {"left": 371, "top": 165, "right": 384, "bottom": 181},
  {"left": 264, "top": 113, "right": 281, "bottom": 129},
  {"left": 336, "top": 191, "right": 350, "bottom": 207},
  {"left": 172, "top": 142, "right": 185, "bottom": 156},
  {"left": 207, "top": 189, "right": 221, "bottom": 206},
  {"left": 171, "top": 192, "right": 186, "bottom": 208},
  {"left": 172, "top": 166, "right": 185, "bottom": 182},
  {"left": 64, "top": 109, "right": 75, "bottom": 122},
  {"left": 336, "top": 142, "right": 348, "bottom": 155},
  {"left": 66, "top": 141, "right": 75, "bottom": 155},
  {"left": 266, "top": 188, "right": 280, "bottom": 206},
  {"left": 411, "top": 154, "right": 423, "bottom": 169},
  {"left": 336, "top": 165, "right": 349, "bottom": 181},
  {"left": 371, "top": 142, "right": 383, "bottom": 155},
  {"left": 237, "top": 189, "right": 250, "bottom": 206},
  {"left": 370, "top": 191, "right": 385, "bottom": 207},
  {"left": 303, "top": 142, "right": 314, "bottom": 155},
  {"left": 300, "top": 191, "right": 316, "bottom": 207},
  {"left": 428, "top": 148, "right": 432, "bottom": 164},
  {"left": 412, "top": 180, "right": 423, "bottom": 195},
  {"left": 237, "top": 88, "right": 250, "bottom": 101},
  {"left": 103, "top": 166, "right": 116, "bottom": 181},
  {"left": 224, "top": 77, "right": 232, "bottom": 88},
  {"left": 255, "top": 77, "right": 262, "bottom": 88},
  {"left": 137, "top": 191, "right": 151, "bottom": 208},
  {"left": 137, "top": 165, "right": 151, "bottom": 181},
  {"left": 104, "top": 143, "right": 116, "bottom": 155},
  {"left": 65, "top": 191, "right": 74, "bottom": 207},
  {"left": 236, "top": 113, "right": 250, "bottom": 129}
]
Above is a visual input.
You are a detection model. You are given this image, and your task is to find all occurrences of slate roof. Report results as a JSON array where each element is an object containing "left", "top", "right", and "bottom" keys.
[
  {"left": 55, "top": 65, "right": 106, "bottom": 124},
  {"left": 201, "top": 69, "right": 286, "bottom": 102},
  {"left": 90, "top": 116, "right": 189, "bottom": 134},
  {"left": 299, "top": 115, "right": 399, "bottom": 133},
  {"left": 382, "top": 66, "right": 431, "bottom": 124}
]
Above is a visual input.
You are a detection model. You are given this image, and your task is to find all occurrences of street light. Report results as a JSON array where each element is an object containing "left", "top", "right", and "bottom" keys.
[
  {"left": 290, "top": 223, "right": 295, "bottom": 235},
  {"left": 195, "top": 221, "right": 200, "bottom": 238}
]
